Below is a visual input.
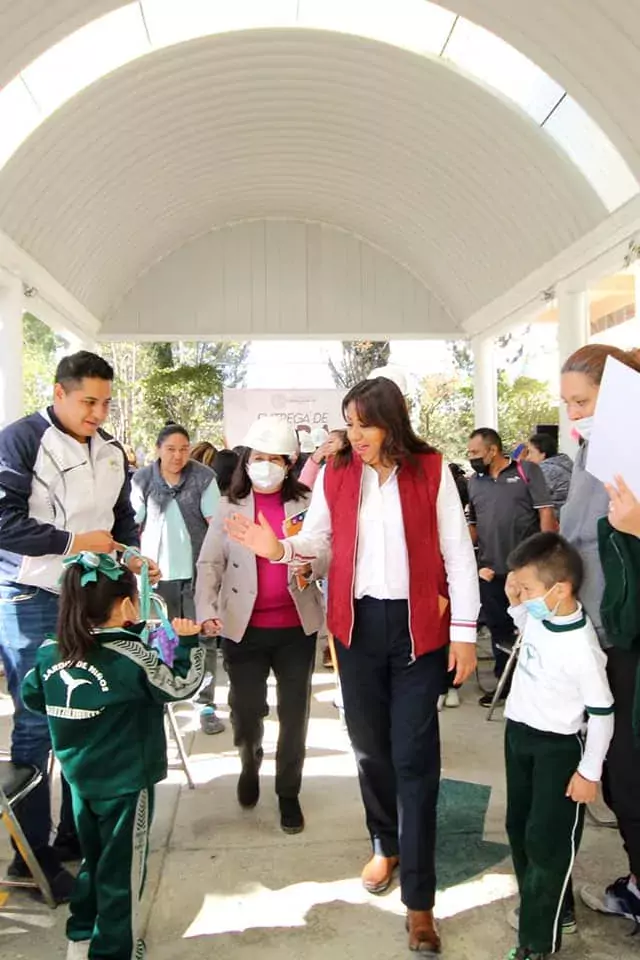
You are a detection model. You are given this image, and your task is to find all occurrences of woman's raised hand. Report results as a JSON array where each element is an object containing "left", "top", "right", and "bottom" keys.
[
  {"left": 224, "top": 511, "right": 285, "bottom": 561},
  {"left": 606, "top": 475, "right": 640, "bottom": 537}
]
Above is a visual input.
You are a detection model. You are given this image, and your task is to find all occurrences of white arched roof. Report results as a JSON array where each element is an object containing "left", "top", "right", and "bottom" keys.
[
  {"left": 0, "top": 0, "right": 639, "bottom": 336},
  {"left": 0, "top": 30, "right": 605, "bottom": 327}
]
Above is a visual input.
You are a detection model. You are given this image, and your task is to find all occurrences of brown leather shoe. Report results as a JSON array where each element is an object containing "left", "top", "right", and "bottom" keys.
[
  {"left": 406, "top": 910, "right": 441, "bottom": 953},
  {"left": 361, "top": 855, "right": 399, "bottom": 894}
]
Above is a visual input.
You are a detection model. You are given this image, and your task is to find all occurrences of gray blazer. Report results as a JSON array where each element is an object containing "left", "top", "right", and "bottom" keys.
[{"left": 195, "top": 491, "right": 328, "bottom": 643}]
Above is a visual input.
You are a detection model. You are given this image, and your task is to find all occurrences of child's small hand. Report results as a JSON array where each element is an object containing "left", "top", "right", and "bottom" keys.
[
  {"left": 171, "top": 618, "right": 202, "bottom": 637},
  {"left": 566, "top": 771, "right": 598, "bottom": 804},
  {"left": 479, "top": 567, "right": 495, "bottom": 582},
  {"left": 505, "top": 572, "right": 522, "bottom": 607}
]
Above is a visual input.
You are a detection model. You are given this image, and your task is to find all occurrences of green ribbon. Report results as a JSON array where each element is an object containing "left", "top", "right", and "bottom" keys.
[{"left": 62, "top": 551, "right": 125, "bottom": 588}]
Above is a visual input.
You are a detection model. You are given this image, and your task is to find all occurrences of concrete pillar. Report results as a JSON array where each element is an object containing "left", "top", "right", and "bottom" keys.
[
  {"left": 0, "top": 276, "right": 24, "bottom": 427},
  {"left": 557, "top": 284, "right": 589, "bottom": 454},
  {"left": 472, "top": 335, "right": 498, "bottom": 429}
]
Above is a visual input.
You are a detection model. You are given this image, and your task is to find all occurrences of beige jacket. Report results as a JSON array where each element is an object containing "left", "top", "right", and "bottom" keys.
[{"left": 195, "top": 491, "right": 328, "bottom": 643}]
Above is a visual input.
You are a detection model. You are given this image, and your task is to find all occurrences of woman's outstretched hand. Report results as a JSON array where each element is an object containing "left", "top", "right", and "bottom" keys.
[
  {"left": 606, "top": 475, "right": 640, "bottom": 537},
  {"left": 224, "top": 511, "right": 285, "bottom": 561}
]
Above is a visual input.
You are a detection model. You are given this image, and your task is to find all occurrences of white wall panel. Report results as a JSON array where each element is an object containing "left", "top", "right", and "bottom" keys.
[{"left": 103, "top": 220, "right": 459, "bottom": 340}]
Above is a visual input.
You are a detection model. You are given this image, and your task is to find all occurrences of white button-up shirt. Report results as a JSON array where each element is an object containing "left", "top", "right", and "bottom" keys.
[{"left": 281, "top": 461, "right": 479, "bottom": 644}]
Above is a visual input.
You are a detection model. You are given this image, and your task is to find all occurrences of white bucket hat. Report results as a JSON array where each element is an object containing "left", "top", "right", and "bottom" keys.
[
  {"left": 367, "top": 364, "right": 409, "bottom": 397},
  {"left": 243, "top": 417, "right": 298, "bottom": 457}
]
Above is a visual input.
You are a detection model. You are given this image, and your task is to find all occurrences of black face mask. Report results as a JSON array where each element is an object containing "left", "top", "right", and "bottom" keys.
[{"left": 470, "top": 457, "right": 488, "bottom": 476}]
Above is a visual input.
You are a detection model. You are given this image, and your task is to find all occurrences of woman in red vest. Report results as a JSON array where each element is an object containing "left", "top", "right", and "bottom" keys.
[{"left": 226, "top": 377, "right": 480, "bottom": 953}]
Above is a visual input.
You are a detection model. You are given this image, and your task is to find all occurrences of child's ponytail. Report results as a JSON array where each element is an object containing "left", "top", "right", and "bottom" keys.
[{"left": 57, "top": 553, "right": 138, "bottom": 662}]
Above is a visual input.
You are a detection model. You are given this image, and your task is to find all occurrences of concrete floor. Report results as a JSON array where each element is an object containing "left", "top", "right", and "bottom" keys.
[{"left": 1, "top": 656, "right": 637, "bottom": 960}]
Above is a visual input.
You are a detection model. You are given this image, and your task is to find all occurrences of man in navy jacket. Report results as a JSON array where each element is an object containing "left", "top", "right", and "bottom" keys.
[{"left": 0, "top": 351, "right": 158, "bottom": 900}]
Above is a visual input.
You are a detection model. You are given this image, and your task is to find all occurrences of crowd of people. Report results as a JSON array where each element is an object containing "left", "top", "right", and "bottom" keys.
[{"left": 0, "top": 345, "right": 639, "bottom": 960}]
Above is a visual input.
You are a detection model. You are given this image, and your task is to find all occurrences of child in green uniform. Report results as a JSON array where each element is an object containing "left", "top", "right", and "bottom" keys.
[
  {"left": 503, "top": 532, "right": 614, "bottom": 960},
  {"left": 22, "top": 552, "right": 205, "bottom": 960}
]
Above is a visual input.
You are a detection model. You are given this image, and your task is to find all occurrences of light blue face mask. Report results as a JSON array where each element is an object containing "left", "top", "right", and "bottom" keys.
[{"left": 523, "top": 584, "right": 560, "bottom": 621}]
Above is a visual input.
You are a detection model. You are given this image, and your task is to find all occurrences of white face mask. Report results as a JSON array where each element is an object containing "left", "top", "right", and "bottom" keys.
[
  {"left": 573, "top": 415, "right": 594, "bottom": 441},
  {"left": 247, "top": 460, "right": 286, "bottom": 491}
]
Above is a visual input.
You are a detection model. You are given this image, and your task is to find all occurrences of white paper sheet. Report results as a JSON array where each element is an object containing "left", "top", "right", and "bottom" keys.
[{"left": 586, "top": 356, "right": 640, "bottom": 498}]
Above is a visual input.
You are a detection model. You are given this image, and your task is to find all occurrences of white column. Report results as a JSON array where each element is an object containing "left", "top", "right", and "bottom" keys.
[
  {"left": 0, "top": 276, "right": 24, "bottom": 427},
  {"left": 556, "top": 284, "right": 589, "bottom": 454},
  {"left": 472, "top": 335, "right": 497, "bottom": 429}
]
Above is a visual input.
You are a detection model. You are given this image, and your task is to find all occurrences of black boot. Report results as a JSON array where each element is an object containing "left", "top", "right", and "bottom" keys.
[
  {"left": 237, "top": 746, "right": 263, "bottom": 809},
  {"left": 278, "top": 797, "right": 305, "bottom": 834}
]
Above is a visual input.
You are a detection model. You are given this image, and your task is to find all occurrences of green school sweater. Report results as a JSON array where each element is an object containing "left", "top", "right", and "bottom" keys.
[{"left": 22, "top": 625, "right": 205, "bottom": 800}]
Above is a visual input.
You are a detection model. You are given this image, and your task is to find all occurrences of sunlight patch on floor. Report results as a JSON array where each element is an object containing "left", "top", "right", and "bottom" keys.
[{"left": 181, "top": 870, "right": 518, "bottom": 939}]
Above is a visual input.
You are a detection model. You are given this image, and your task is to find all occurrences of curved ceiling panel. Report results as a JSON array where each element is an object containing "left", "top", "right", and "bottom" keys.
[
  {"left": 103, "top": 220, "right": 460, "bottom": 339},
  {"left": 0, "top": 1, "right": 637, "bottom": 211},
  {"left": 0, "top": 31, "right": 605, "bottom": 324}
]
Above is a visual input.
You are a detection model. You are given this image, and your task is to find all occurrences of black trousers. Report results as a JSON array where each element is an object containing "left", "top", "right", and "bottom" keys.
[
  {"left": 480, "top": 575, "right": 517, "bottom": 683},
  {"left": 506, "top": 720, "right": 584, "bottom": 955},
  {"left": 602, "top": 647, "right": 640, "bottom": 877},
  {"left": 222, "top": 626, "right": 316, "bottom": 799},
  {"left": 336, "top": 598, "right": 446, "bottom": 911}
]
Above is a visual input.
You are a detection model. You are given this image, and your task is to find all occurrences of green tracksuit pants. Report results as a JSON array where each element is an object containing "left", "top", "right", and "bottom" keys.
[
  {"left": 66, "top": 785, "right": 154, "bottom": 960},
  {"left": 505, "top": 720, "right": 585, "bottom": 956}
]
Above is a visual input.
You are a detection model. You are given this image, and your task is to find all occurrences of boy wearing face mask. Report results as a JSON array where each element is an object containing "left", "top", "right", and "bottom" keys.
[
  {"left": 195, "top": 418, "right": 328, "bottom": 834},
  {"left": 502, "top": 532, "right": 614, "bottom": 960}
]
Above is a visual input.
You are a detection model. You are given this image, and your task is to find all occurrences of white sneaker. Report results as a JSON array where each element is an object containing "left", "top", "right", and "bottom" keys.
[
  {"left": 66, "top": 942, "right": 90, "bottom": 960},
  {"left": 437, "top": 695, "right": 446, "bottom": 712},
  {"left": 445, "top": 689, "right": 460, "bottom": 708}
]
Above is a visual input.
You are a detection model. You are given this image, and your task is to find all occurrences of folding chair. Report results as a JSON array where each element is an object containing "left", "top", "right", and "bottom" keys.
[
  {"left": 486, "top": 634, "right": 522, "bottom": 721},
  {"left": 0, "top": 758, "right": 56, "bottom": 908},
  {"left": 165, "top": 703, "right": 195, "bottom": 791}
]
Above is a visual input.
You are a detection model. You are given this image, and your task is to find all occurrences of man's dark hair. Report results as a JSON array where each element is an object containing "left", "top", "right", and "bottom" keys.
[
  {"left": 508, "top": 532, "right": 584, "bottom": 593},
  {"left": 529, "top": 432, "right": 558, "bottom": 460},
  {"left": 55, "top": 351, "right": 114, "bottom": 391},
  {"left": 469, "top": 428, "right": 503, "bottom": 453}
]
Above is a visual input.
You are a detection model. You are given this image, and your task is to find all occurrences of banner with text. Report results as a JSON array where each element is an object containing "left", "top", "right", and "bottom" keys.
[{"left": 223, "top": 388, "right": 345, "bottom": 448}]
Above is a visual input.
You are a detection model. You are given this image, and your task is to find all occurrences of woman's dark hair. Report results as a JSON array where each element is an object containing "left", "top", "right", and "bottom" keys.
[
  {"left": 156, "top": 424, "right": 190, "bottom": 447},
  {"left": 561, "top": 344, "right": 640, "bottom": 385},
  {"left": 529, "top": 432, "right": 557, "bottom": 460},
  {"left": 190, "top": 440, "right": 217, "bottom": 467},
  {"left": 57, "top": 564, "right": 138, "bottom": 662},
  {"left": 335, "top": 377, "right": 434, "bottom": 467},
  {"left": 228, "top": 447, "right": 310, "bottom": 504},
  {"left": 213, "top": 449, "right": 240, "bottom": 496}
]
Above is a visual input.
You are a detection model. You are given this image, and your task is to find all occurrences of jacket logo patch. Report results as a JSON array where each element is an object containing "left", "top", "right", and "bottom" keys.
[{"left": 42, "top": 661, "right": 110, "bottom": 719}]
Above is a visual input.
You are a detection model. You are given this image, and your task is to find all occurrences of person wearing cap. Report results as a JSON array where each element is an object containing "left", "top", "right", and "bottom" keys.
[
  {"left": 224, "top": 378, "right": 480, "bottom": 953},
  {"left": 195, "top": 417, "right": 328, "bottom": 834}
]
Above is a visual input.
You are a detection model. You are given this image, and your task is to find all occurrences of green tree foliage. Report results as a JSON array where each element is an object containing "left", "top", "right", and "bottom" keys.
[
  {"left": 22, "top": 313, "right": 64, "bottom": 414},
  {"left": 497, "top": 373, "right": 558, "bottom": 452},
  {"left": 101, "top": 340, "right": 249, "bottom": 453},
  {"left": 328, "top": 341, "right": 391, "bottom": 388},
  {"left": 418, "top": 341, "right": 558, "bottom": 461}
]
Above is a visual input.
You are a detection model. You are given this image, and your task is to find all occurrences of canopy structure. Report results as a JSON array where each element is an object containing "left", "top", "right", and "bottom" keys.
[{"left": 1, "top": 1, "right": 640, "bottom": 441}]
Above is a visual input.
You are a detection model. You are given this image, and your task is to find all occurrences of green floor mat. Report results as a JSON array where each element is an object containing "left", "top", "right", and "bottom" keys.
[{"left": 436, "top": 778, "right": 510, "bottom": 889}]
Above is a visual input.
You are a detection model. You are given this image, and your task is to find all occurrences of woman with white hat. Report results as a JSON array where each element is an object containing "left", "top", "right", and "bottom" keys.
[{"left": 195, "top": 417, "right": 328, "bottom": 834}]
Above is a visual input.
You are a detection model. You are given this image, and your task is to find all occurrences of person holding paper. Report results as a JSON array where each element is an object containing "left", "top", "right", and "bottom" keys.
[
  {"left": 223, "top": 376, "right": 480, "bottom": 955},
  {"left": 606, "top": 475, "right": 640, "bottom": 538},
  {"left": 560, "top": 344, "right": 640, "bottom": 928},
  {"left": 195, "top": 417, "right": 327, "bottom": 835}
]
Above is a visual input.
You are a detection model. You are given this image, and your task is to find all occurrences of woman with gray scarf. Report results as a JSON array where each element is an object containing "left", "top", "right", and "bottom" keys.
[{"left": 132, "top": 424, "right": 224, "bottom": 734}]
